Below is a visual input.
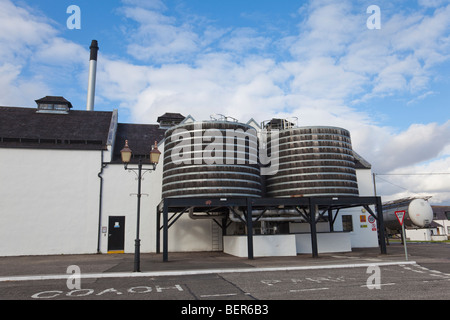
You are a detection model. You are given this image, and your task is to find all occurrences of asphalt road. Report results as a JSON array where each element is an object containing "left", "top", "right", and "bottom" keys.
[
  {"left": 3, "top": 263, "right": 448, "bottom": 301},
  {"left": 1, "top": 243, "right": 449, "bottom": 305}
]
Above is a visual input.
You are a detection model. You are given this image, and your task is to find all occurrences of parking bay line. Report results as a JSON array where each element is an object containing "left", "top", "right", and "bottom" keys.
[
  {"left": 0, "top": 261, "right": 416, "bottom": 283},
  {"left": 360, "top": 283, "right": 396, "bottom": 288},
  {"left": 290, "top": 288, "right": 330, "bottom": 293},
  {"left": 200, "top": 293, "right": 238, "bottom": 298}
]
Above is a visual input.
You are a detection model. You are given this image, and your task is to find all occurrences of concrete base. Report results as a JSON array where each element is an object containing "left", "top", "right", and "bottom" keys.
[
  {"left": 223, "top": 235, "right": 297, "bottom": 257},
  {"left": 295, "top": 233, "right": 351, "bottom": 254},
  {"left": 223, "top": 233, "right": 352, "bottom": 258}
]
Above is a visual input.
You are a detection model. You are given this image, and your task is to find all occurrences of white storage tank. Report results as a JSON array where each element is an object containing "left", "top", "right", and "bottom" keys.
[{"left": 383, "top": 198, "right": 434, "bottom": 229}]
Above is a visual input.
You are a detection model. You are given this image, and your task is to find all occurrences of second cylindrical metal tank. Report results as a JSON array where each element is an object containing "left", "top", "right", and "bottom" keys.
[{"left": 265, "top": 126, "right": 359, "bottom": 197}]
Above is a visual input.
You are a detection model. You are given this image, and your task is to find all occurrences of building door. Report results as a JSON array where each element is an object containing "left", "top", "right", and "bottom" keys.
[
  {"left": 108, "top": 216, "right": 125, "bottom": 253},
  {"left": 342, "top": 215, "right": 353, "bottom": 232}
]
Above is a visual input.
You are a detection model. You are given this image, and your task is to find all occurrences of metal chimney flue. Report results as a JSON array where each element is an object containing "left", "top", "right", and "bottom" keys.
[{"left": 86, "top": 40, "right": 99, "bottom": 111}]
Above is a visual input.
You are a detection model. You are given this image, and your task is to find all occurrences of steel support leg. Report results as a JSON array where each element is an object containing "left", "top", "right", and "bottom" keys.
[
  {"left": 156, "top": 207, "right": 161, "bottom": 254},
  {"left": 376, "top": 197, "right": 387, "bottom": 254},
  {"left": 246, "top": 199, "right": 254, "bottom": 260},
  {"left": 163, "top": 199, "right": 169, "bottom": 262},
  {"left": 328, "top": 208, "right": 334, "bottom": 232},
  {"left": 310, "top": 199, "right": 318, "bottom": 258}
]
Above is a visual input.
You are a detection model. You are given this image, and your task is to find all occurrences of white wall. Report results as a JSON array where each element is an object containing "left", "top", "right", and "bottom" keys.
[
  {"left": 0, "top": 148, "right": 101, "bottom": 256},
  {"left": 333, "top": 169, "right": 379, "bottom": 248},
  {"left": 406, "top": 229, "right": 432, "bottom": 241},
  {"left": 288, "top": 169, "right": 380, "bottom": 249},
  {"left": 436, "top": 219, "right": 450, "bottom": 238},
  {"left": 99, "top": 141, "right": 215, "bottom": 254},
  {"left": 355, "top": 168, "right": 376, "bottom": 197},
  {"left": 224, "top": 235, "right": 297, "bottom": 257},
  {"left": 295, "top": 233, "right": 351, "bottom": 254}
]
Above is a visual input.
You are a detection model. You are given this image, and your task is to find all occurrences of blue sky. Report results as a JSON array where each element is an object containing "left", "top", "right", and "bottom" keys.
[{"left": 1, "top": 0, "right": 450, "bottom": 203}]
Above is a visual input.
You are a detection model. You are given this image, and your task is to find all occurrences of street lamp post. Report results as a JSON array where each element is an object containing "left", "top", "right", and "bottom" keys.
[{"left": 121, "top": 140, "right": 161, "bottom": 272}]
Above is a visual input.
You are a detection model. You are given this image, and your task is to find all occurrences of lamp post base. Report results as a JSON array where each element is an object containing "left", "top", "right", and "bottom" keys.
[{"left": 134, "top": 239, "right": 141, "bottom": 272}]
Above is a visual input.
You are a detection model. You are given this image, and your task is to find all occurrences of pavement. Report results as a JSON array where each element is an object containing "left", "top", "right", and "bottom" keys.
[{"left": 0, "top": 245, "right": 418, "bottom": 282}]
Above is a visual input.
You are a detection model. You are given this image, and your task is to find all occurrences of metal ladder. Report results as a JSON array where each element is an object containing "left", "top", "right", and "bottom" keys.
[{"left": 211, "top": 221, "right": 222, "bottom": 251}]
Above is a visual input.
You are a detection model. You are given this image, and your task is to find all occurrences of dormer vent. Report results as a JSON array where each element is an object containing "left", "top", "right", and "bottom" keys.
[
  {"left": 156, "top": 112, "right": 185, "bottom": 129},
  {"left": 36, "top": 96, "right": 73, "bottom": 114}
]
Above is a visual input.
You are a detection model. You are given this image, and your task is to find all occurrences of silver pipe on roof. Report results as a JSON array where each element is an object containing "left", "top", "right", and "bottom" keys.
[{"left": 86, "top": 40, "right": 99, "bottom": 111}]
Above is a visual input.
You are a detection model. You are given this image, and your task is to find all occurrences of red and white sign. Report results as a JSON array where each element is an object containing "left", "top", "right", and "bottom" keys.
[{"left": 395, "top": 210, "right": 406, "bottom": 226}]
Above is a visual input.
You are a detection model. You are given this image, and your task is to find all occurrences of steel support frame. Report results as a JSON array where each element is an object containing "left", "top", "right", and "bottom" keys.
[{"left": 156, "top": 196, "right": 386, "bottom": 262}]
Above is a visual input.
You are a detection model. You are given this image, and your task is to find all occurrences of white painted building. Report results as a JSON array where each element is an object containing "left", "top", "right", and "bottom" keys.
[
  {"left": 0, "top": 98, "right": 379, "bottom": 257},
  {"left": 0, "top": 102, "right": 217, "bottom": 256},
  {"left": 431, "top": 206, "right": 450, "bottom": 240},
  {"left": 405, "top": 206, "right": 450, "bottom": 241},
  {"left": 0, "top": 98, "right": 115, "bottom": 256}
]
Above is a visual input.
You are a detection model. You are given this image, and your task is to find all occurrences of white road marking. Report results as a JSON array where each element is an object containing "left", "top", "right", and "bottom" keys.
[
  {"left": 200, "top": 293, "right": 238, "bottom": 298},
  {"left": 290, "top": 288, "right": 330, "bottom": 292},
  {"left": 0, "top": 261, "right": 417, "bottom": 283},
  {"left": 360, "top": 283, "right": 396, "bottom": 288}
]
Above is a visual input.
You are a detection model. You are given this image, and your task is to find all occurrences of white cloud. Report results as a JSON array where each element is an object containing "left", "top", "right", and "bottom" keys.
[
  {"left": 121, "top": 0, "right": 167, "bottom": 10},
  {"left": 1, "top": 0, "right": 450, "bottom": 203},
  {"left": 116, "top": 0, "right": 448, "bottom": 112},
  {"left": 106, "top": 1, "right": 450, "bottom": 177},
  {"left": 374, "top": 121, "right": 450, "bottom": 172},
  {"left": 287, "top": 57, "right": 367, "bottom": 100},
  {"left": 121, "top": 5, "right": 201, "bottom": 63},
  {"left": 32, "top": 38, "right": 86, "bottom": 66},
  {"left": 0, "top": 0, "right": 90, "bottom": 107},
  {"left": 97, "top": 59, "right": 151, "bottom": 107},
  {"left": 0, "top": 0, "right": 59, "bottom": 106},
  {"left": 0, "top": 63, "right": 50, "bottom": 107},
  {"left": 0, "top": 0, "right": 57, "bottom": 59},
  {"left": 407, "top": 90, "right": 438, "bottom": 105},
  {"left": 110, "top": 55, "right": 287, "bottom": 124},
  {"left": 288, "top": 1, "right": 360, "bottom": 59},
  {"left": 377, "top": 154, "right": 450, "bottom": 204},
  {"left": 218, "top": 27, "right": 271, "bottom": 53},
  {"left": 418, "top": 0, "right": 448, "bottom": 9}
]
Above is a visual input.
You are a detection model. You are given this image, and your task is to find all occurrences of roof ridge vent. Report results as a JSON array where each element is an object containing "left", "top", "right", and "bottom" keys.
[
  {"left": 157, "top": 112, "right": 185, "bottom": 129},
  {"left": 35, "top": 96, "right": 73, "bottom": 114}
]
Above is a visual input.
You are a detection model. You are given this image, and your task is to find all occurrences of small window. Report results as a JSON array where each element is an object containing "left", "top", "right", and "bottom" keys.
[
  {"left": 54, "top": 104, "right": 67, "bottom": 111},
  {"left": 445, "top": 211, "right": 450, "bottom": 220},
  {"left": 39, "top": 103, "right": 53, "bottom": 110},
  {"left": 342, "top": 215, "right": 353, "bottom": 232},
  {"left": 37, "top": 102, "right": 70, "bottom": 114}
]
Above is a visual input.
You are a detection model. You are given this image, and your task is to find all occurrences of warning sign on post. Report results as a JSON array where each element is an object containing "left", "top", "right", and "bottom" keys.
[
  {"left": 395, "top": 210, "right": 406, "bottom": 226},
  {"left": 395, "top": 210, "right": 409, "bottom": 261}
]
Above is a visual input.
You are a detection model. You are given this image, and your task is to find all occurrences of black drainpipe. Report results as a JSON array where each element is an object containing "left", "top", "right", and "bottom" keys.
[{"left": 97, "top": 150, "right": 108, "bottom": 254}]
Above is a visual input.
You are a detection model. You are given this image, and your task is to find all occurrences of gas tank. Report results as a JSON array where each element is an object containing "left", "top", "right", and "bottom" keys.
[{"left": 383, "top": 198, "right": 433, "bottom": 230}]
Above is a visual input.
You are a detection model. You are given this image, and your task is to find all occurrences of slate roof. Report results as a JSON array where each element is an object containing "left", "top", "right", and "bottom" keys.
[
  {"left": 432, "top": 206, "right": 450, "bottom": 220},
  {"left": 0, "top": 106, "right": 113, "bottom": 150},
  {"left": 112, "top": 123, "right": 166, "bottom": 164},
  {"left": 157, "top": 112, "right": 185, "bottom": 123},
  {"left": 353, "top": 151, "right": 372, "bottom": 169}
]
